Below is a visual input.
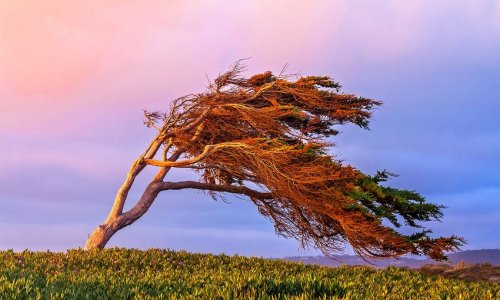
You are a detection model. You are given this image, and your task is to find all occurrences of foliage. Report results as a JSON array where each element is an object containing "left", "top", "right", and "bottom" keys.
[
  {"left": 0, "top": 249, "right": 498, "bottom": 299},
  {"left": 86, "top": 61, "right": 463, "bottom": 260}
]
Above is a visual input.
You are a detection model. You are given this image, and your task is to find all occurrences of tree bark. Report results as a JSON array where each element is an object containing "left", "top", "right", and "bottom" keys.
[
  {"left": 84, "top": 182, "right": 161, "bottom": 250},
  {"left": 84, "top": 219, "right": 121, "bottom": 250}
]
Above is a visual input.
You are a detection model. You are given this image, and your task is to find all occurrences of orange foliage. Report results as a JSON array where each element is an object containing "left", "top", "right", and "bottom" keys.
[{"left": 112, "top": 61, "right": 462, "bottom": 259}]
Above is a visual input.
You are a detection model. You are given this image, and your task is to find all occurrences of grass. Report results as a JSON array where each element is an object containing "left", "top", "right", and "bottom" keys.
[{"left": 0, "top": 248, "right": 498, "bottom": 299}]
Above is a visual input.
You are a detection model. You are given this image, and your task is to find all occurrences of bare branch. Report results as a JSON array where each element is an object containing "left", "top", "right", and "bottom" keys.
[
  {"left": 159, "top": 181, "right": 273, "bottom": 200},
  {"left": 144, "top": 142, "right": 250, "bottom": 168}
]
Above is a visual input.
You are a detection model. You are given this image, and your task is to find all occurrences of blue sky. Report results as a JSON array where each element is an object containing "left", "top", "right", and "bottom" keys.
[{"left": 0, "top": 0, "right": 498, "bottom": 257}]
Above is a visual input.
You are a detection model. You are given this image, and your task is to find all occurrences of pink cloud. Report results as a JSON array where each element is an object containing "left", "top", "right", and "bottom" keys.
[{"left": 1, "top": 0, "right": 498, "bottom": 165}]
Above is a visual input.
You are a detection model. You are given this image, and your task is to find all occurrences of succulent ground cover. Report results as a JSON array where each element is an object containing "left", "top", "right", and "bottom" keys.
[{"left": 0, "top": 248, "right": 498, "bottom": 299}]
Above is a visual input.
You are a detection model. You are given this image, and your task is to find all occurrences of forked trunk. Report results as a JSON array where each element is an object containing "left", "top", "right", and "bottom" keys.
[{"left": 84, "top": 182, "right": 162, "bottom": 250}]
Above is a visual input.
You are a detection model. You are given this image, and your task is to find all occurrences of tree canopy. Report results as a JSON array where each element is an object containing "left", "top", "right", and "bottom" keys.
[{"left": 85, "top": 61, "right": 463, "bottom": 260}]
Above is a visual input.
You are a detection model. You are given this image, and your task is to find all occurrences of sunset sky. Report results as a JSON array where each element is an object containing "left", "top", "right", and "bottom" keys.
[{"left": 1, "top": 0, "right": 498, "bottom": 257}]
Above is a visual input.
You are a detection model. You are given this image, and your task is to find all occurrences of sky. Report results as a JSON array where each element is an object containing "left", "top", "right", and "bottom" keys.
[{"left": 0, "top": 0, "right": 499, "bottom": 257}]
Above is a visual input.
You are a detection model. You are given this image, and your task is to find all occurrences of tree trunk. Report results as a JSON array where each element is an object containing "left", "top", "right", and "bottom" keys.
[
  {"left": 84, "top": 219, "right": 121, "bottom": 250},
  {"left": 84, "top": 182, "right": 161, "bottom": 250}
]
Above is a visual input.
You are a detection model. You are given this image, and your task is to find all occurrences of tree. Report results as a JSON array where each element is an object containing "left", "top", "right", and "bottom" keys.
[{"left": 85, "top": 61, "right": 463, "bottom": 260}]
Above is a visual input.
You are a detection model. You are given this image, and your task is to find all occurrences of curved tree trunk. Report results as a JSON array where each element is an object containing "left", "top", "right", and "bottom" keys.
[
  {"left": 83, "top": 179, "right": 273, "bottom": 250},
  {"left": 84, "top": 182, "right": 162, "bottom": 250},
  {"left": 84, "top": 107, "right": 211, "bottom": 250}
]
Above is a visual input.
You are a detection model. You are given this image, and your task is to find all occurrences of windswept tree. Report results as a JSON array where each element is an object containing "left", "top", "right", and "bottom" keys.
[{"left": 85, "top": 62, "right": 463, "bottom": 260}]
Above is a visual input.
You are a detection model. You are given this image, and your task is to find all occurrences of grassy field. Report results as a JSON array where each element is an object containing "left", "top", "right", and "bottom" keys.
[{"left": 0, "top": 248, "right": 498, "bottom": 299}]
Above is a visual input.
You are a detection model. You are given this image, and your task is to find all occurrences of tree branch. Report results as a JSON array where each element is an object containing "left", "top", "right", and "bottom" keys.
[
  {"left": 144, "top": 142, "right": 250, "bottom": 168},
  {"left": 152, "top": 148, "right": 184, "bottom": 182},
  {"left": 159, "top": 181, "right": 274, "bottom": 199},
  {"left": 163, "top": 107, "right": 213, "bottom": 139}
]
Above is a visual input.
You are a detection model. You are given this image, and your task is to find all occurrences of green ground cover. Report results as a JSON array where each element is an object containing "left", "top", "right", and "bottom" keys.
[{"left": 0, "top": 248, "right": 498, "bottom": 299}]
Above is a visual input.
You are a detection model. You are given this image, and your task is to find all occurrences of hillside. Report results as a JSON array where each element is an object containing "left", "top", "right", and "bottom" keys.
[
  {"left": 0, "top": 249, "right": 498, "bottom": 299},
  {"left": 448, "top": 249, "right": 500, "bottom": 265},
  {"left": 283, "top": 249, "right": 500, "bottom": 269}
]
